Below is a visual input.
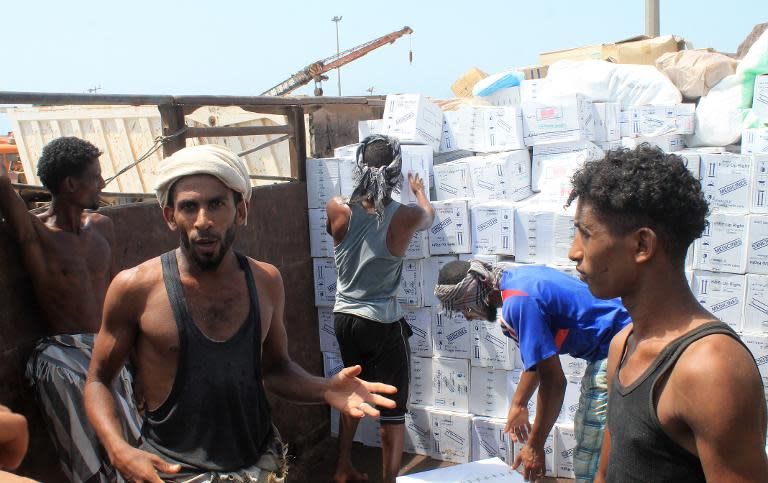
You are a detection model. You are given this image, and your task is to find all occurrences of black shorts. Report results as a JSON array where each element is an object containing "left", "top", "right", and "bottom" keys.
[{"left": 334, "top": 313, "right": 412, "bottom": 425}]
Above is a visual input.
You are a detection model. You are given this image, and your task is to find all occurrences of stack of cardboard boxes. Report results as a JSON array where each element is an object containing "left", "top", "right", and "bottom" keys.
[{"left": 307, "top": 83, "right": 767, "bottom": 477}]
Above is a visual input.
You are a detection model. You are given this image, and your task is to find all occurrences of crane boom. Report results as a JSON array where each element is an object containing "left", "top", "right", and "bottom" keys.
[{"left": 261, "top": 26, "right": 413, "bottom": 97}]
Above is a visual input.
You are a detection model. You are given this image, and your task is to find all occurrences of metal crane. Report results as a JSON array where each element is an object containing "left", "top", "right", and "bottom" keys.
[{"left": 261, "top": 26, "right": 414, "bottom": 97}]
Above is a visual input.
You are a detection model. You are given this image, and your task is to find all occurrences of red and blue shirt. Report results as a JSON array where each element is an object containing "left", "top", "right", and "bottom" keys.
[{"left": 499, "top": 265, "right": 630, "bottom": 371}]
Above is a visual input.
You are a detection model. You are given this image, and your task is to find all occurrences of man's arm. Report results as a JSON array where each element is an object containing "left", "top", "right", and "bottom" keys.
[
  {"left": 92, "top": 214, "right": 118, "bottom": 279},
  {"left": 0, "top": 405, "right": 27, "bottom": 470},
  {"left": 675, "top": 335, "right": 768, "bottom": 482},
  {"left": 505, "top": 369, "right": 539, "bottom": 442},
  {"left": 0, "top": 163, "right": 44, "bottom": 274},
  {"left": 513, "top": 355, "right": 566, "bottom": 481},
  {"left": 259, "top": 262, "right": 397, "bottom": 416},
  {"left": 406, "top": 172, "right": 434, "bottom": 232},
  {"left": 593, "top": 324, "right": 631, "bottom": 483},
  {"left": 326, "top": 196, "right": 352, "bottom": 245},
  {"left": 84, "top": 269, "right": 180, "bottom": 482}
]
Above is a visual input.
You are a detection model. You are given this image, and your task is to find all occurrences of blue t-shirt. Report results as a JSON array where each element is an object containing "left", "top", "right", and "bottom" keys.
[{"left": 499, "top": 266, "right": 631, "bottom": 371}]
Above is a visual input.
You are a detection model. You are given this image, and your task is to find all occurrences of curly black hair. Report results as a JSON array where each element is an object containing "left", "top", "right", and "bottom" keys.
[
  {"left": 566, "top": 145, "right": 709, "bottom": 263},
  {"left": 37, "top": 137, "right": 102, "bottom": 194},
  {"left": 438, "top": 260, "right": 472, "bottom": 285},
  {"left": 362, "top": 139, "right": 394, "bottom": 169}
]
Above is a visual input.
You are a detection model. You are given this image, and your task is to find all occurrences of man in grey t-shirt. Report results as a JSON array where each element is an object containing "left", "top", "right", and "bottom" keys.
[{"left": 326, "top": 135, "right": 434, "bottom": 483}]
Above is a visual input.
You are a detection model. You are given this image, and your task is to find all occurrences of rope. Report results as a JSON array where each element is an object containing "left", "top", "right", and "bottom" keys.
[{"left": 104, "top": 126, "right": 188, "bottom": 186}]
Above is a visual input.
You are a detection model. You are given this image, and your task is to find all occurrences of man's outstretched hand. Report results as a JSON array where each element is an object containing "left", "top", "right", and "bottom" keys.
[{"left": 324, "top": 365, "right": 398, "bottom": 418}]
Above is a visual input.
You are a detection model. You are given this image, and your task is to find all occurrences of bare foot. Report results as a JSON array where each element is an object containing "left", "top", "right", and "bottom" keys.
[{"left": 333, "top": 465, "right": 369, "bottom": 483}]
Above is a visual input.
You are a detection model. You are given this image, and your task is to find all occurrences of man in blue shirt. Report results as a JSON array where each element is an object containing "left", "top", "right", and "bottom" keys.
[{"left": 434, "top": 261, "right": 630, "bottom": 482}]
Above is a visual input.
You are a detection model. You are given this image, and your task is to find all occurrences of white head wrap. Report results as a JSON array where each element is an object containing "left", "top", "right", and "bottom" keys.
[
  {"left": 433, "top": 260, "right": 504, "bottom": 316},
  {"left": 153, "top": 144, "right": 251, "bottom": 222},
  {"left": 348, "top": 135, "right": 403, "bottom": 220}
]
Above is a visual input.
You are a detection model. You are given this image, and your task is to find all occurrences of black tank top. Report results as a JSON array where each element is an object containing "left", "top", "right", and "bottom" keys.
[
  {"left": 140, "top": 251, "right": 272, "bottom": 472},
  {"left": 606, "top": 321, "right": 752, "bottom": 483}
]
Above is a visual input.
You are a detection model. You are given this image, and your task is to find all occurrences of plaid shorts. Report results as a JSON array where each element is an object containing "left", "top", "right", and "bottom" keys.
[{"left": 573, "top": 359, "right": 608, "bottom": 483}]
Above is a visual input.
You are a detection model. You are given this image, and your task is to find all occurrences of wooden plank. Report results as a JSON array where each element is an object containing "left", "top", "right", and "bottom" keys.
[
  {"left": 0, "top": 92, "right": 172, "bottom": 105},
  {"left": 7, "top": 106, "right": 160, "bottom": 122},
  {"left": 158, "top": 104, "right": 186, "bottom": 158},
  {"left": 185, "top": 125, "right": 292, "bottom": 138},
  {"left": 287, "top": 107, "right": 307, "bottom": 182}
]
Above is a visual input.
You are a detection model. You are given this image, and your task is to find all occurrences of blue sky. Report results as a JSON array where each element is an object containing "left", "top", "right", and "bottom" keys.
[{"left": 1, "top": 1, "right": 764, "bottom": 132}]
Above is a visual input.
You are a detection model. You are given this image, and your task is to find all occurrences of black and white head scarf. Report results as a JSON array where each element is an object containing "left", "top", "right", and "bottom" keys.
[
  {"left": 348, "top": 134, "right": 403, "bottom": 220},
  {"left": 433, "top": 260, "right": 504, "bottom": 316}
]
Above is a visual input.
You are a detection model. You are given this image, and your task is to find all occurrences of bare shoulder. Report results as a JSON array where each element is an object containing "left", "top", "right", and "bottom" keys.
[
  {"left": 609, "top": 323, "right": 633, "bottom": 356},
  {"left": 675, "top": 333, "right": 760, "bottom": 388},
  {"left": 84, "top": 211, "right": 114, "bottom": 238},
  {"left": 326, "top": 196, "right": 351, "bottom": 215},
  {"left": 110, "top": 256, "right": 163, "bottom": 299},
  {"left": 246, "top": 257, "right": 283, "bottom": 288}
]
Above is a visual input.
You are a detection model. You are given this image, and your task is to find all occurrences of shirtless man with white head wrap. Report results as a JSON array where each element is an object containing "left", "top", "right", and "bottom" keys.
[
  {"left": 85, "top": 144, "right": 397, "bottom": 482},
  {"left": 326, "top": 135, "right": 435, "bottom": 483}
]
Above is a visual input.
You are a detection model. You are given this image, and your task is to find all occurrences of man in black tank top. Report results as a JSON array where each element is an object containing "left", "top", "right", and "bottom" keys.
[
  {"left": 565, "top": 145, "right": 768, "bottom": 482},
  {"left": 83, "top": 145, "right": 397, "bottom": 481}
]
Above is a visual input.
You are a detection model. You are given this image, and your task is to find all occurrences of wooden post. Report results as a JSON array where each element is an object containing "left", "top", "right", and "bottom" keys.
[
  {"left": 158, "top": 103, "right": 187, "bottom": 158},
  {"left": 287, "top": 107, "right": 307, "bottom": 182}
]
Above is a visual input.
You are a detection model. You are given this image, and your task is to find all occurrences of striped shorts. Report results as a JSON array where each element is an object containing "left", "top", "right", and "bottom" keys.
[
  {"left": 573, "top": 358, "right": 608, "bottom": 483},
  {"left": 25, "top": 333, "right": 141, "bottom": 483}
]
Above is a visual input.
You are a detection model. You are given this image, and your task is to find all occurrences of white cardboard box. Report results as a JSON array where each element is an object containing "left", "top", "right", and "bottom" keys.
[
  {"left": 398, "top": 260, "right": 424, "bottom": 307},
  {"left": 743, "top": 275, "right": 768, "bottom": 335},
  {"left": 531, "top": 141, "right": 603, "bottom": 200},
  {"left": 306, "top": 158, "right": 341, "bottom": 209},
  {"left": 558, "top": 375, "right": 582, "bottom": 423},
  {"left": 513, "top": 200, "right": 576, "bottom": 265},
  {"left": 433, "top": 311, "right": 472, "bottom": 359},
  {"left": 753, "top": 154, "right": 768, "bottom": 214},
  {"left": 700, "top": 154, "right": 753, "bottom": 213},
  {"left": 455, "top": 106, "right": 526, "bottom": 153},
  {"left": 317, "top": 307, "right": 339, "bottom": 353},
  {"left": 422, "top": 255, "right": 459, "bottom": 307},
  {"left": 394, "top": 145, "right": 434, "bottom": 205},
  {"left": 748, "top": 215, "right": 768, "bottom": 274},
  {"left": 741, "top": 128, "right": 768, "bottom": 156},
  {"left": 621, "top": 134, "right": 684, "bottom": 152},
  {"left": 560, "top": 354, "right": 588, "bottom": 377},
  {"left": 513, "top": 431, "right": 556, "bottom": 477},
  {"left": 383, "top": 94, "right": 444, "bottom": 151},
  {"left": 406, "top": 230, "right": 430, "bottom": 259},
  {"left": 507, "top": 370, "right": 538, "bottom": 417},
  {"left": 405, "top": 404, "right": 432, "bottom": 456},
  {"left": 471, "top": 417, "right": 512, "bottom": 464},
  {"left": 338, "top": 158, "right": 356, "bottom": 197},
  {"left": 432, "top": 357, "right": 470, "bottom": 413},
  {"left": 410, "top": 356, "right": 434, "bottom": 406},
  {"left": 323, "top": 351, "right": 344, "bottom": 378},
  {"left": 470, "top": 201, "right": 516, "bottom": 256},
  {"left": 433, "top": 162, "right": 474, "bottom": 201},
  {"left": 358, "top": 119, "right": 384, "bottom": 141},
  {"left": 406, "top": 308, "right": 433, "bottom": 358},
  {"left": 522, "top": 94, "right": 595, "bottom": 146},
  {"left": 740, "top": 333, "right": 768, "bottom": 392},
  {"left": 471, "top": 319, "right": 517, "bottom": 370},
  {"left": 484, "top": 86, "right": 522, "bottom": 107},
  {"left": 555, "top": 423, "right": 577, "bottom": 478},
  {"left": 469, "top": 366, "right": 511, "bottom": 419},
  {"left": 334, "top": 144, "right": 359, "bottom": 160},
  {"left": 308, "top": 208, "right": 333, "bottom": 258},
  {"left": 625, "top": 104, "right": 695, "bottom": 137},
  {"left": 677, "top": 150, "right": 702, "bottom": 179},
  {"left": 434, "top": 149, "right": 475, "bottom": 166},
  {"left": 520, "top": 79, "right": 547, "bottom": 103},
  {"left": 396, "top": 457, "right": 521, "bottom": 482},
  {"left": 439, "top": 111, "right": 460, "bottom": 153},
  {"left": 694, "top": 213, "right": 750, "bottom": 274},
  {"left": 753, "top": 74, "right": 768, "bottom": 123},
  {"left": 468, "top": 151, "right": 532, "bottom": 202},
  {"left": 592, "top": 102, "right": 621, "bottom": 142},
  {"left": 429, "top": 200, "right": 472, "bottom": 255},
  {"left": 429, "top": 408, "right": 473, "bottom": 463},
  {"left": 692, "top": 271, "right": 746, "bottom": 331},
  {"left": 313, "top": 258, "right": 337, "bottom": 307}
]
